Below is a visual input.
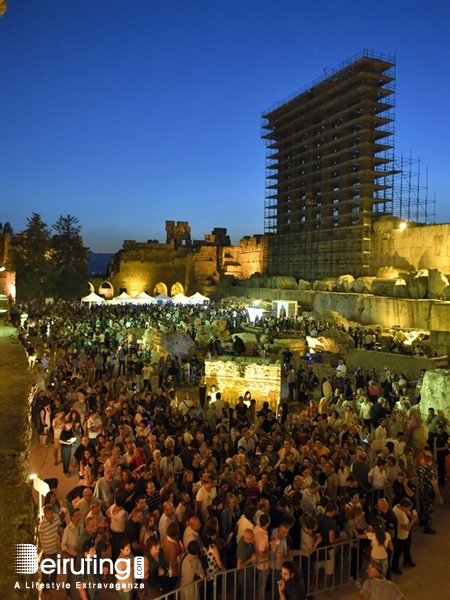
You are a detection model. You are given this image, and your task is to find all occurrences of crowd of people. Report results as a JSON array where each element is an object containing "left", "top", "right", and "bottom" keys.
[{"left": 19, "top": 300, "right": 449, "bottom": 600}]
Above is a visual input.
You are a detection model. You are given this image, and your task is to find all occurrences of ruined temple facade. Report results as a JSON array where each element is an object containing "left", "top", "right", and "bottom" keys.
[
  {"left": 97, "top": 216, "right": 449, "bottom": 299},
  {"left": 104, "top": 221, "right": 266, "bottom": 297}
]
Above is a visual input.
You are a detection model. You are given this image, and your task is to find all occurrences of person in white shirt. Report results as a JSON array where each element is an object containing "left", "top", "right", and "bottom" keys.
[
  {"left": 365, "top": 516, "right": 393, "bottom": 577},
  {"left": 195, "top": 476, "right": 217, "bottom": 522},
  {"left": 236, "top": 507, "right": 255, "bottom": 542},
  {"left": 392, "top": 498, "right": 417, "bottom": 574},
  {"left": 61, "top": 508, "right": 83, "bottom": 558},
  {"left": 368, "top": 458, "right": 389, "bottom": 500},
  {"left": 254, "top": 514, "right": 279, "bottom": 598},
  {"left": 159, "top": 501, "right": 176, "bottom": 540}
]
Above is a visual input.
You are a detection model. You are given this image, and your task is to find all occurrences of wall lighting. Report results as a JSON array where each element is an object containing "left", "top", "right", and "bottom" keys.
[{"left": 398, "top": 222, "right": 407, "bottom": 231}]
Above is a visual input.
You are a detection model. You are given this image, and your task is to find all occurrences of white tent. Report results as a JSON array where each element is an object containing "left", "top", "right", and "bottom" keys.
[
  {"left": 189, "top": 292, "right": 210, "bottom": 304},
  {"left": 154, "top": 292, "right": 172, "bottom": 302},
  {"left": 171, "top": 293, "right": 191, "bottom": 305},
  {"left": 81, "top": 292, "right": 104, "bottom": 304},
  {"left": 113, "top": 291, "right": 132, "bottom": 303},
  {"left": 132, "top": 292, "right": 155, "bottom": 304}
]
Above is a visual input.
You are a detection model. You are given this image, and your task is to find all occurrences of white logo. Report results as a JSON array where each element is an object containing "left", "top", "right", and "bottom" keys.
[
  {"left": 13, "top": 545, "right": 145, "bottom": 580},
  {"left": 14, "top": 545, "right": 39, "bottom": 574}
]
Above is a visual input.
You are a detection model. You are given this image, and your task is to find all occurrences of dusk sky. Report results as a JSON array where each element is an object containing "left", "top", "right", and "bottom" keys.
[{"left": 1, "top": 1, "right": 449, "bottom": 253}]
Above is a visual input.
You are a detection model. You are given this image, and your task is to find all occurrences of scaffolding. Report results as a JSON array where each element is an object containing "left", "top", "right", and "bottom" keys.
[
  {"left": 262, "top": 50, "right": 396, "bottom": 280},
  {"left": 393, "top": 151, "right": 436, "bottom": 224}
]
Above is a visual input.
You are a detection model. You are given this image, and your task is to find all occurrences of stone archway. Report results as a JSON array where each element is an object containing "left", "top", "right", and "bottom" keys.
[
  {"left": 99, "top": 281, "right": 114, "bottom": 299},
  {"left": 170, "top": 282, "right": 184, "bottom": 296},
  {"left": 154, "top": 282, "right": 168, "bottom": 296}
]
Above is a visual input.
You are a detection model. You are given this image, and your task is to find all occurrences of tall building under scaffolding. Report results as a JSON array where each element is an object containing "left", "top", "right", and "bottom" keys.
[{"left": 262, "top": 50, "right": 397, "bottom": 279}]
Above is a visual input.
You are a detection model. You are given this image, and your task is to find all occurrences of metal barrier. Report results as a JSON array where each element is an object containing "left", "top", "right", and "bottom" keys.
[
  {"left": 147, "top": 478, "right": 422, "bottom": 600},
  {"left": 148, "top": 537, "right": 359, "bottom": 600}
]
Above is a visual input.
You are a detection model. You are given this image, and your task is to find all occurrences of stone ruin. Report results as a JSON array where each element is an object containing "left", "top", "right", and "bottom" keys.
[{"left": 239, "top": 268, "right": 450, "bottom": 300}]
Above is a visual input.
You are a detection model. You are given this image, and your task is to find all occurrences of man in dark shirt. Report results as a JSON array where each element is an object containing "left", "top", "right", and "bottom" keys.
[
  {"left": 278, "top": 561, "right": 306, "bottom": 600},
  {"left": 124, "top": 508, "right": 146, "bottom": 556},
  {"left": 435, "top": 423, "right": 450, "bottom": 487},
  {"left": 392, "top": 472, "right": 416, "bottom": 508},
  {"left": 317, "top": 501, "right": 339, "bottom": 585},
  {"left": 261, "top": 411, "right": 280, "bottom": 434},
  {"left": 144, "top": 481, "right": 161, "bottom": 513}
]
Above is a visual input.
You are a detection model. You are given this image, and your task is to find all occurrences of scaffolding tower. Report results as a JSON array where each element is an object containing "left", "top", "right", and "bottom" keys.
[
  {"left": 262, "top": 50, "right": 396, "bottom": 280},
  {"left": 393, "top": 151, "right": 436, "bottom": 224}
]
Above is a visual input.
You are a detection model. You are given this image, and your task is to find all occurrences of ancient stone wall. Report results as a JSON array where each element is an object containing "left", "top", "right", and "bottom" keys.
[
  {"left": 347, "top": 349, "right": 446, "bottom": 381},
  {"left": 222, "top": 235, "right": 266, "bottom": 280},
  {"left": 107, "top": 226, "right": 265, "bottom": 296},
  {"left": 205, "top": 357, "right": 281, "bottom": 413},
  {"left": 0, "top": 270, "right": 16, "bottom": 299},
  {"left": 111, "top": 257, "right": 190, "bottom": 297},
  {"left": 371, "top": 219, "right": 450, "bottom": 274}
]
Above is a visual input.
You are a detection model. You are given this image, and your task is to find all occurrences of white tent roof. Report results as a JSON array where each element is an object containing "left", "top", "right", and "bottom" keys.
[
  {"left": 81, "top": 292, "right": 104, "bottom": 303},
  {"left": 189, "top": 292, "right": 210, "bottom": 304},
  {"left": 132, "top": 292, "right": 155, "bottom": 304},
  {"left": 171, "top": 293, "right": 191, "bottom": 304},
  {"left": 113, "top": 291, "right": 132, "bottom": 302},
  {"left": 154, "top": 292, "right": 172, "bottom": 302}
]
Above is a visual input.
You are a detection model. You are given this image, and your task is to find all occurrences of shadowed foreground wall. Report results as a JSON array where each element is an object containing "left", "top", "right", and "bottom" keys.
[{"left": 0, "top": 325, "right": 38, "bottom": 599}]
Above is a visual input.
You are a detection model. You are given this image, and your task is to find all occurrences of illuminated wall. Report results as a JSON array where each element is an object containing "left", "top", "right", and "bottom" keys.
[
  {"left": 0, "top": 271, "right": 16, "bottom": 300},
  {"left": 371, "top": 219, "right": 450, "bottom": 273},
  {"left": 205, "top": 357, "right": 281, "bottom": 413}
]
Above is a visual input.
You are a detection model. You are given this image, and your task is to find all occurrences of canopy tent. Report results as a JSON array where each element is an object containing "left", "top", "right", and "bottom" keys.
[
  {"left": 248, "top": 298, "right": 272, "bottom": 310},
  {"left": 171, "top": 293, "right": 191, "bottom": 305},
  {"left": 132, "top": 291, "right": 155, "bottom": 304},
  {"left": 81, "top": 292, "right": 104, "bottom": 304},
  {"left": 154, "top": 292, "right": 172, "bottom": 302},
  {"left": 113, "top": 291, "right": 132, "bottom": 303},
  {"left": 189, "top": 292, "right": 210, "bottom": 304}
]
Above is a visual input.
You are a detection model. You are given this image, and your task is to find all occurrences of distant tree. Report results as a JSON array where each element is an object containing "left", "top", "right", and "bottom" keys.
[
  {"left": 13, "top": 213, "right": 53, "bottom": 299},
  {"left": 51, "top": 215, "right": 89, "bottom": 299},
  {"left": 0, "top": 222, "right": 14, "bottom": 235}
]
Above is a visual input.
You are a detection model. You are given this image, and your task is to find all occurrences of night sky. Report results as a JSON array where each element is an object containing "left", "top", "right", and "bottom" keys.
[{"left": 1, "top": 1, "right": 449, "bottom": 252}]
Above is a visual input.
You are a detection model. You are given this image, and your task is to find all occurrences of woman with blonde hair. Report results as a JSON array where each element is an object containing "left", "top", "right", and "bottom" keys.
[{"left": 220, "top": 492, "right": 239, "bottom": 568}]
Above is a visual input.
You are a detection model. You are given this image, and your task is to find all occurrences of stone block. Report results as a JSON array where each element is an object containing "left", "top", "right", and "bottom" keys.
[
  {"left": 428, "top": 269, "right": 449, "bottom": 299},
  {"left": 351, "top": 277, "right": 375, "bottom": 294},
  {"left": 313, "top": 280, "right": 329, "bottom": 291},
  {"left": 392, "top": 279, "right": 409, "bottom": 298},
  {"left": 298, "top": 279, "right": 312, "bottom": 290},
  {"left": 269, "top": 276, "right": 298, "bottom": 290},
  {"left": 443, "top": 286, "right": 450, "bottom": 301},
  {"left": 420, "top": 369, "right": 450, "bottom": 424},
  {"left": 407, "top": 275, "right": 428, "bottom": 299},
  {"left": 370, "top": 278, "right": 398, "bottom": 297}
]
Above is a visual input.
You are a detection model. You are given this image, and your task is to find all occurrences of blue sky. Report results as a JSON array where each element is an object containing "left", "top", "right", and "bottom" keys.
[{"left": 1, "top": 0, "right": 449, "bottom": 252}]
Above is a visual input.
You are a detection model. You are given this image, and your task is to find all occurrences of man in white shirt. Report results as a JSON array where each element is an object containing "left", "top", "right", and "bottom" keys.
[
  {"left": 238, "top": 428, "right": 256, "bottom": 457},
  {"left": 392, "top": 498, "right": 417, "bottom": 574},
  {"left": 183, "top": 516, "right": 202, "bottom": 548},
  {"left": 195, "top": 475, "right": 217, "bottom": 522},
  {"left": 61, "top": 508, "right": 82, "bottom": 558},
  {"left": 254, "top": 514, "right": 278, "bottom": 599},
  {"left": 159, "top": 501, "right": 176, "bottom": 540}
]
